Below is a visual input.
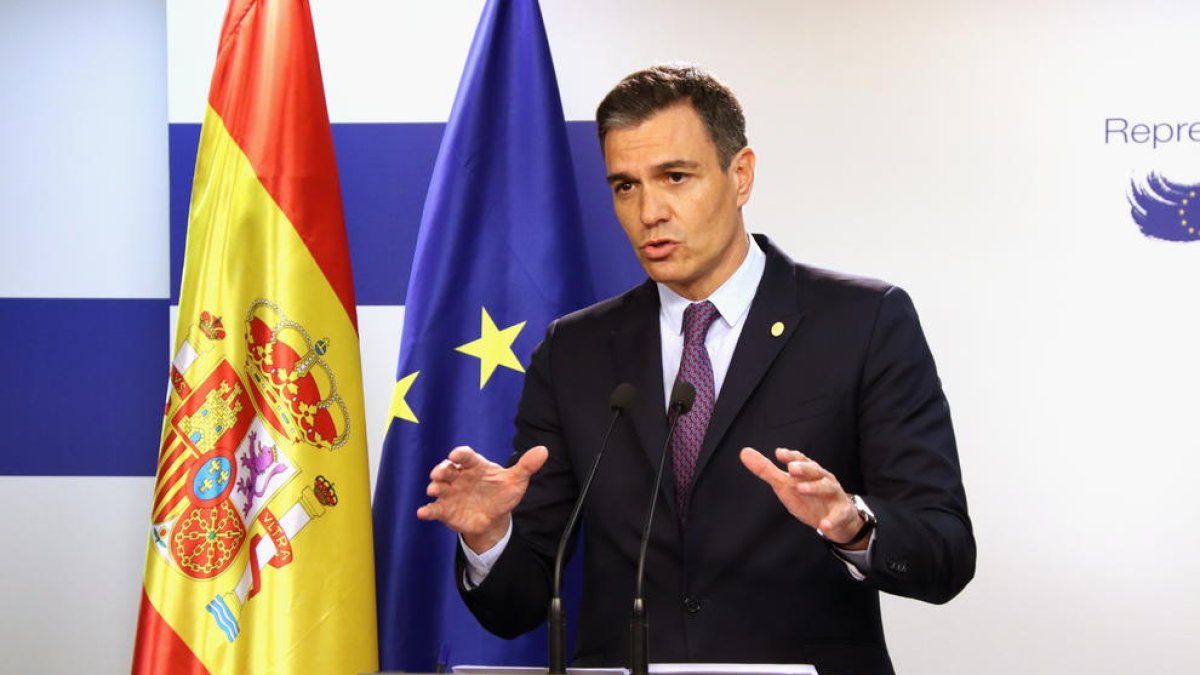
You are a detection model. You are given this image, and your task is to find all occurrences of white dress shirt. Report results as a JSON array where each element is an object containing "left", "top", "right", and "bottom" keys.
[{"left": 656, "top": 234, "right": 765, "bottom": 407}]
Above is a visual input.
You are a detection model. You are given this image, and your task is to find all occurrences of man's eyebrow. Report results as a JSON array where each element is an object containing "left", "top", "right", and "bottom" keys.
[
  {"left": 655, "top": 159, "right": 700, "bottom": 172},
  {"left": 606, "top": 160, "right": 701, "bottom": 184}
]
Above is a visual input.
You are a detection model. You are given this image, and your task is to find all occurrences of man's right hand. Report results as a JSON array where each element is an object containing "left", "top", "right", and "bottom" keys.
[{"left": 416, "top": 445, "right": 549, "bottom": 554}]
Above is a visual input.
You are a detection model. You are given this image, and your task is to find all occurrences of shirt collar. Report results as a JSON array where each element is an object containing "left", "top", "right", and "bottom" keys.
[{"left": 658, "top": 234, "right": 767, "bottom": 335}]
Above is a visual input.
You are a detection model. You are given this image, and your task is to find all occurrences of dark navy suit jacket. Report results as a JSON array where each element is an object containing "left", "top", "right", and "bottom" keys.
[{"left": 458, "top": 235, "right": 975, "bottom": 675}]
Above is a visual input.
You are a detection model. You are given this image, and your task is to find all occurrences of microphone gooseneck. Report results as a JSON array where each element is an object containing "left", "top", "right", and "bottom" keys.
[
  {"left": 630, "top": 381, "right": 695, "bottom": 675},
  {"left": 548, "top": 383, "right": 637, "bottom": 674}
]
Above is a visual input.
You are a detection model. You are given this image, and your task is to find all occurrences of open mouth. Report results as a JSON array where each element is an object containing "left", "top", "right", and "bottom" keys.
[{"left": 641, "top": 238, "right": 678, "bottom": 260}]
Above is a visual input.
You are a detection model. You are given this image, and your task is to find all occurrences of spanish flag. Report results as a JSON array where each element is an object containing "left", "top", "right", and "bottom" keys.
[{"left": 132, "top": 1, "right": 377, "bottom": 673}]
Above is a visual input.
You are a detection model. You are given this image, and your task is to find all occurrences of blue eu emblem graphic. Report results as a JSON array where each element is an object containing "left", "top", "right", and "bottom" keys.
[{"left": 1129, "top": 172, "right": 1199, "bottom": 242}]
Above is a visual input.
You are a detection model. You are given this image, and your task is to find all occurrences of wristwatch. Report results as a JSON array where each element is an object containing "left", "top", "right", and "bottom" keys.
[{"left": 819, "top": 494, "right": 876, "bottom": 547}]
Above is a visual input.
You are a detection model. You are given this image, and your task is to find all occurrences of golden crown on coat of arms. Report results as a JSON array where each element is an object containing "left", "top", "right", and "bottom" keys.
[{"left": 242, "top": 298, "right": 350, "bottom": 451}]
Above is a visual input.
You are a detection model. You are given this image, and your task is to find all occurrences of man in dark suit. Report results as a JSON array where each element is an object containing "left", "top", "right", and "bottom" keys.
[{"left": 417, "top": 64, "right": 975, "bottom": 675}]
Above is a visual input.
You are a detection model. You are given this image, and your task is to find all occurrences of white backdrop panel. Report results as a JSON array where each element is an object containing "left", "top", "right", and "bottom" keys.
[{"left": 0, "top": 0, "right": 167, "bottom": 298}]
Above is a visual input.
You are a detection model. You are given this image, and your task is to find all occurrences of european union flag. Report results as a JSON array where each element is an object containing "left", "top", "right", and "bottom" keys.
[{"left": 372, "top": 0, "right": 639, "bottom": 669}]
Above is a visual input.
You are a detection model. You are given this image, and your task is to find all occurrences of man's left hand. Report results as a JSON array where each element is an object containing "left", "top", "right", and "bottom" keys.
[{"left": 739, "top": 447, "right": 868, "bottom": 550}]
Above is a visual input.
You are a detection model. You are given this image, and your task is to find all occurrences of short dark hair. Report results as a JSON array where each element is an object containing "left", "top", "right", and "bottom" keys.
[{"left": 596, "top": 63, "right": 748, "bottom": 169}]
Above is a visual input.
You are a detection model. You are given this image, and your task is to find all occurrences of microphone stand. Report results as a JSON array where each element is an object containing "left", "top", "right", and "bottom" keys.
[
  {"left": 630, "top": 382, "right": 694, "bottom": 675},
  {"left": 548, "top": 384, "right": 637, "bottom": 674}
]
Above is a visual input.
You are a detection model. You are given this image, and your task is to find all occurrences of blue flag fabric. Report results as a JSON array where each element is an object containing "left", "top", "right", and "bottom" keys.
[{"left": 373, "top": 0, "right": 633, "bottom": 669}]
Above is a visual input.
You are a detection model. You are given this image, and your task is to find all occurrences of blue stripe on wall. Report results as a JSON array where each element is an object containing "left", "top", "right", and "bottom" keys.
[
  {"left": 169, "top": 122, "right": 641, "bottom": 306},
  {"left": 0, "top": 298, "right": 167, "bottom": 476},
  {"left": 2, "top": 122, "right": 642, "bottom": 476}
]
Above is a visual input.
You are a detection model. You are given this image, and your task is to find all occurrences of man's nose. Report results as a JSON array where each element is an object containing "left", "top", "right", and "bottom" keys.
[{"left": 639, "top": 188, "right": 669, "bottom": 226}]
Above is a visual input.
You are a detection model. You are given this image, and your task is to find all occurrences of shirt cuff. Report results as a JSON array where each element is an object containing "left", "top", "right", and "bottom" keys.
[
  {"left": 832, "top": 529, "right": 876, "bottom": 581},
  {"left": 460, "top": 517, "right": 513, "bottom": 589}
]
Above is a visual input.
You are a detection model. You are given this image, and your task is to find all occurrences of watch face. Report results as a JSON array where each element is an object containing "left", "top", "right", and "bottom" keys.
[{"left": 852, "top": 495, "right": 876, "bottom": 523}]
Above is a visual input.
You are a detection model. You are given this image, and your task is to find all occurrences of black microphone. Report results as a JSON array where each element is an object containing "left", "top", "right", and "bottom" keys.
[
  {"left": 630, "top": 381, "right": 695, "bottom": 675},
  {"left": 548, "top": 383, "right": 638, "bottom": 674}
]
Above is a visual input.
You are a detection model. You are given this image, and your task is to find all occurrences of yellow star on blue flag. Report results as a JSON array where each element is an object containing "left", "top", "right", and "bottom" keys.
[
  {"left": 389, "top": 371, "right": 420, "bottom": 424},
  {"left": 455, "top": 307, "right": 526, "bottom": 389}
]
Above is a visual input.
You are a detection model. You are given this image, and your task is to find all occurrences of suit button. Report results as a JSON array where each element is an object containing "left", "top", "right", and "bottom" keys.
[{"left": 682, "top": 595, "right": 702, "bottom": 613}]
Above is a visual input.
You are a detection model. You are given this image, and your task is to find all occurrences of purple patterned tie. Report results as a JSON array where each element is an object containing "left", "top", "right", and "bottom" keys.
[{"left": 672, "top": 300, "right": 720, "bottom": 519}]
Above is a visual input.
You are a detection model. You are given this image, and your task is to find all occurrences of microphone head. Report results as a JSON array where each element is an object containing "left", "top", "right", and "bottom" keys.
[
  {"left": 669, "top": 381, "right": 696, "bottom": 415},
  {"left": 609, "top": 383, "right": 638, "bottom": 412}
]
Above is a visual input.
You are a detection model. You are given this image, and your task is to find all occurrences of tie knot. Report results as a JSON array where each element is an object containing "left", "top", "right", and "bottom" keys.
[{"left": 682, "top": 301, "right": 720, "bottom": 346}]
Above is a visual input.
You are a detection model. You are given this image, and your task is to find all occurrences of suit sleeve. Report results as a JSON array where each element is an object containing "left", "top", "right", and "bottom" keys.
[
  {"left": 854, "top": 286, "right": 976, "bottom": 604},
  {"left": 456, "top": 320, "right": 581, "bottom": 637}
]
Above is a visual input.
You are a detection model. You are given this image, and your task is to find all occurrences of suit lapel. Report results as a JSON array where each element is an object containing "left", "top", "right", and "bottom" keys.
[
  {"left": 610, "top": 280, "right": 678, "bottom": 516},
  {"left": 693, "top": 237, "right": 805, "bottom": 483}
]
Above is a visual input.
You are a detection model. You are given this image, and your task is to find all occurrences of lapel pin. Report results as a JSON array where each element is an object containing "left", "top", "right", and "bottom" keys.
[{"left": 770, "top": 321, "right": 785, "bottom": 337}]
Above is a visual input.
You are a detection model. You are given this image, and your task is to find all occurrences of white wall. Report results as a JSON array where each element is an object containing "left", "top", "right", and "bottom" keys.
[
  {"left": 1, "top": 0, "right": 168, "bottom": 299},
  {"left": 2, "top": 1, "right": 1198, "bottom": 673}
]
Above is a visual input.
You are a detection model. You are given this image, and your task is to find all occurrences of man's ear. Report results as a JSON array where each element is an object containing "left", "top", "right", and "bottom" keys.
[{"left": 732, "top": 146, "right": 756, "bottom": 208}]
